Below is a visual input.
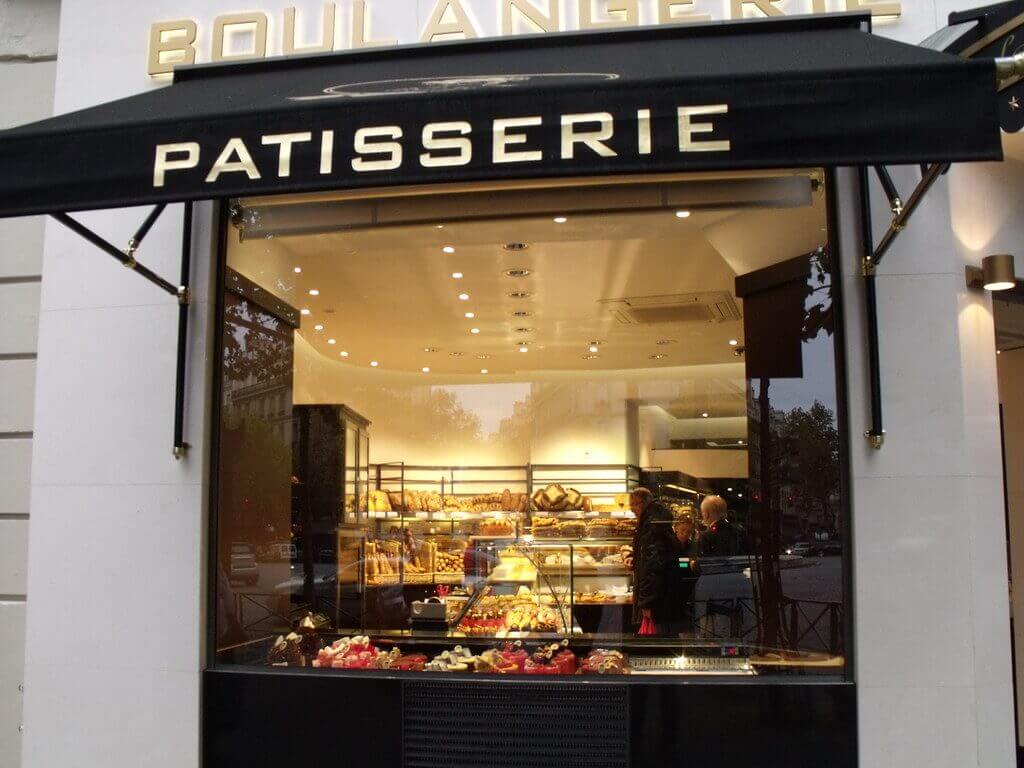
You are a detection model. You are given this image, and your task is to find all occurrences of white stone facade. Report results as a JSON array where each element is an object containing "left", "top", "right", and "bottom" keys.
[{"left": 3, "top": 1, "right": 1019, "bottom": 767}]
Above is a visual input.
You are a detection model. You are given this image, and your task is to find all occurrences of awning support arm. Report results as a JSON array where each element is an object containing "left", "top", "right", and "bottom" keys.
[
  {"left": 872, "top": 166, "right": 902, "bottom": 216},
  {"left": 173, "top": 203, "right": 193, "bottom": 460},
  {"left": 859, "top": 162, "right": 947, "bottom": 450},
  {"left": 49, "top": 204, "right": 193, "bottom": 459},
  {"left": 51, "top": 208, "right": 179, "bottom": 297},
  {"left": 858, "top": 167, "right": 885, "bottom": 450}
]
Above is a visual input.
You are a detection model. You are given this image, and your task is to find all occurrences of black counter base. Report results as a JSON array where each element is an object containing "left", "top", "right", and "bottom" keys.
[{"left": 203, "top": 669, "right": 856, "bottom": 768}]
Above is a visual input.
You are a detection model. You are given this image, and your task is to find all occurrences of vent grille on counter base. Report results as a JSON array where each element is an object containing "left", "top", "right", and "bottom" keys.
[{"left": 402, "top": 680, "right": 628, "bottom": 768}]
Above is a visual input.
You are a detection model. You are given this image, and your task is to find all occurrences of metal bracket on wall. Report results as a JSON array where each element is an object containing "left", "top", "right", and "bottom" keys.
[
  {"left": 50, "top": 203, "right": 194, "bottom": 459},
  {"left": 858, "top": 163, "right": 948, "bottom": 449}
]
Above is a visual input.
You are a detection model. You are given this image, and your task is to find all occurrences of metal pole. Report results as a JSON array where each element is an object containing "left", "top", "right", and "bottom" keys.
[
  {"left": 872, "top": 166, "right": 902, "bottom": 215},
  {"left": 173, "top": 202, "right": 193, "bottom": 459},
  {"left": 859, "top": 167, "right": 885, "bottom": 449}
]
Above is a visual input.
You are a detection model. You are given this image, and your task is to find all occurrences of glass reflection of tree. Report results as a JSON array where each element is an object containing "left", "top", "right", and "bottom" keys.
[
  {"left": 751, "top": 247, "right": 839, "bottom": 653},
  {"left": 219, "top": 295, "right": 295, "bottom": 562}
]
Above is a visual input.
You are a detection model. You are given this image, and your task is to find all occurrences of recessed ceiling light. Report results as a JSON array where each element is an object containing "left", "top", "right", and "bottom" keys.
[
  {"left": 423, "top": 347, "right": 437, "bottom": 353},
  {"left": 503, "top": 243, "right": 529, "bottom": 251},
  {"left": 505, "top": 268, "right": 531, "bottom": 278},
  {"left": 421, "top": 367, "right": 430, "bottom": 373},
  {"left": 738, "top": 440, "right": 744, "bottom": 445},
  {"left": 512, "top": 310, "right": 532, "bottom": 318},
  {"left": 435, "top": 224, "right": 444, "bottom": 229},
  {"left": 727, "top": 487, "right": 733, "bottom": 492},
  {"left": 701, "top": 412, "right": 709, "bottom": 418},
  {"left": 464, "top": 312, "right": 475, "bottom": 319},
  {"left": 370, "top": 361, "right": 379, "bottom": 367},
  {"left": 519, "top": 345, "right": 529, "bottom": 353},
  {"left": 328, "top": 338, "right": 336, "bottom": 345},
  {"left": 449, "top": 351, "right": 464, "bottom": 357},
  {"left": 508, "top": 291, "right": 532, "bottom": 299},
  {"left": 340, "top": 351, "right": 349, "bottom": 357},
  {"left": 451, "top": 272, "right": 464, "bottom": 279},
  {"left": 470, "top": 327, "right": 480, "bottom": 334},
  {"left": 443, "top": 245, "right": 455, "bottom": 254},
  {"left": 728, "top": 339, "right": 739, "bottom": 346},
  {"left": 588, "top": 342, "right": 600, "bottom": 353},
  {"left": 553, "top": 216, "right": 567, "bottom": 224},
  {"left": 675, "top": 210, "right": 691, "bottom": 218},
  {"left": 476, "top": 354, "right": 490, "bottom": 360},
  {"left": 314, "top": 324, "right": 324, "bottom": 331},
  {"left": 649, "top": 353, "right": 666, "bottom": 360},
  {"left": 480, "top": 368, "right": 489, "bottom": 374},
  {"left": 737, "top": 493, "right": 743, "bottom": 498},
  {"left": 301, "top": 308, "right": 311, "bottom": 316},
  {"left": 514, "top": 327, "right": 534, "bottom": 334},
  {"left": 293, "top": 266, "right": 302, "bottom": 273},
  {"left": 656, "top": 339, "right": 677, "bottom": 346},
  {"left": 308, "top": 289, "right": 320, "bottom": 296},
  {"left": 458, "top": 293, "right": 470, "bottom": 301}
]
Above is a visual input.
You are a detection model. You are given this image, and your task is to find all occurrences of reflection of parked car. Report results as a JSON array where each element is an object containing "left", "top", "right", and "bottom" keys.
[
  {"left": 786, "top": 542, "right": 812, "bottom": 557},
  {"left": 229, "top": 542, "right": 259, "bottom": 585},
  {"left": 807, "top": 541, "right": 843, "bottom": 557}
]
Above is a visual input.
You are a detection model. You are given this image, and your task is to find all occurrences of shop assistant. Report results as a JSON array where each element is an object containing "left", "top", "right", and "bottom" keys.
[
  {"left": 627, "top": 488, "right": 687, "bottom": 636},
  {"left": 698, "top": 495, "right": 744, "bottom": 556}
]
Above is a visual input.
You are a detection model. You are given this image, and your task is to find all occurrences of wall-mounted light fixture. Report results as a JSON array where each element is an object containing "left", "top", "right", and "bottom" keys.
[{"left": 966, "top": 254, "right": 1017, "bottom": 292}]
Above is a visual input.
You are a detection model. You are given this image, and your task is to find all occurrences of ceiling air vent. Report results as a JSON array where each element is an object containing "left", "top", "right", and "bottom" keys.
[{"left": 603, "top": 292, "right": 741, "bottom": 325}]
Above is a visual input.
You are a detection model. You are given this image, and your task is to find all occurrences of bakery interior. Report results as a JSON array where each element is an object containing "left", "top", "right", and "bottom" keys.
[{"left": 215, "top": 170, "right": 846, "bottom": 676}]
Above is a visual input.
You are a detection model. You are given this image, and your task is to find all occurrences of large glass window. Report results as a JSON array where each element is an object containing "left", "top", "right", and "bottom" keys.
[{"left": 213, "top": 171, "right": 848, "bottom": 677}]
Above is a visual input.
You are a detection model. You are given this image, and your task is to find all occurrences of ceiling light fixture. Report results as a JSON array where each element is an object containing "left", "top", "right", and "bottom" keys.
[
  {"left": 421, "top": 367, "right": 430, "bottom": 373},
  {"left": 327, "top": 338, "right": 337, "bottom": 345},
  {"left": 727, "top": 487, "right": 734, "bottom": 492},
  {"left": 738, "top": 440, "right": 744, "bottom": 445},
  {"left": 370, "top": 361, "right": 379, "bottom": 367},
  {"left": 728, "top": 339, "right": 739, "bottom": 346},
  {"left": 675, "top": 210, "right": 691, "bottom": 218},
  {"left": 451, "top": 272, "right": 464, "bottom": 279},
  {"left": 293, "top": 266, "right": 302, "bottom": 273},
  {"left": 464, "top": 311, "right": 475, "bottom": 319},
  {"left": 470, "top": 328, "right": 480, "bottom": 334},
  {"left": 308, "top": 289, "right": 320, "bottom": 296},
  {"left": 458, "top": 293, "right": 470, "bottom": 301},
  {"left": 588, "top": 342, "right": 600, "bottom": 353},
  {"left": 340, "top": 351, "right": 349, "bottom": 357},
  {"left": 480, "top": 368, "right": 489, "bottom": 374},
  {"left": 503, "top": 243, "right": 529, "bottom": 251},
  {"left": 314, "top": 324, "right": 324, "bottom": 331},
  {"left": 476, "top": 354, "right": 490, "bottom": 360},
  {"left": 505, "top": 268, "right": 531, "bottom": 278},
  {"left": 423, "top": 347, "right": 437, "bottom": 353},
  {"left": 300, "top": 308, "right": 311, "bottom": 316},
  {"left": 519, "top": 345, "right": 529, "bottom": 353},
  {"left": 553, "top": 216, "right": 567, "bottom": 224},
  {"left": 449, "top": 351, "right": 464, "bottom": 357},
  {"left": 701, "top": 412, "right": 709, "bottom": 418},
  {"left": 649, "top": 353, "right": 666, "bottom": 360},
  {"left": 435, "top": 224, "right": 444, "bottom": 229},
  {"left": 443, "top": 246, "right": 455, "bottom": 254}
]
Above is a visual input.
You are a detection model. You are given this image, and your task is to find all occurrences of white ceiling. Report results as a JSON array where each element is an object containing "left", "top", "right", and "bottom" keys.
[{"left": 229, "top": 174, "right": 827, "bottom": 379}]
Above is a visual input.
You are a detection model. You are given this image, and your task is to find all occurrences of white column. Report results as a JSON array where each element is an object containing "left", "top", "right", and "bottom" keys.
[{"left": 837, "top": 165, "right": 1016, "bottom": 767}]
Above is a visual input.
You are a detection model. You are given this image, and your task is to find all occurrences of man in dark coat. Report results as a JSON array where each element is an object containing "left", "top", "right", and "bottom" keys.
[{"left": 628, "top": 488, "right": 686, "bottom": 636}]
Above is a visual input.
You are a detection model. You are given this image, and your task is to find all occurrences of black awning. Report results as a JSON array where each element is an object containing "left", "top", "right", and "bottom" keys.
[{"left": 0, "top": 13, "right": 1002, "bottom": 217}]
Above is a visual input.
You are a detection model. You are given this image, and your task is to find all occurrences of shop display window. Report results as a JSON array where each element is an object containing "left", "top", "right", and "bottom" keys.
[{"left": 213, "top": 171, "right": 849, "bottom": 678}]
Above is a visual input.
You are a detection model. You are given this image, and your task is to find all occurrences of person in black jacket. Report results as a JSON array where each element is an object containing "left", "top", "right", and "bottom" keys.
[
  {"left": 698, "top": 494, "right": 744, "bottom": 557},
  {"left": 628, "top": 488, "right": 686, "bottom": 636}
]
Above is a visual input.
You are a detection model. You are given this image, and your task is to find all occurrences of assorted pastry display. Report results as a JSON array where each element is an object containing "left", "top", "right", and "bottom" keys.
[
  {"left": 574, "top": 590, "right": 633, "bottom": 605},
  {"left": 455, "top": 587, "right": 566, "bottom": 635},
  {"left": 532, "top": 515, "right": 635, "bottom": 539},
  {"left": 364, "top": 489, "right": 532, "bottom": 516},
  {"left": 267, "top": 614, "right": 323, "bottom": 667},
  {"left": 288, "top": 636, "right": 628, "bottom": 675}
]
